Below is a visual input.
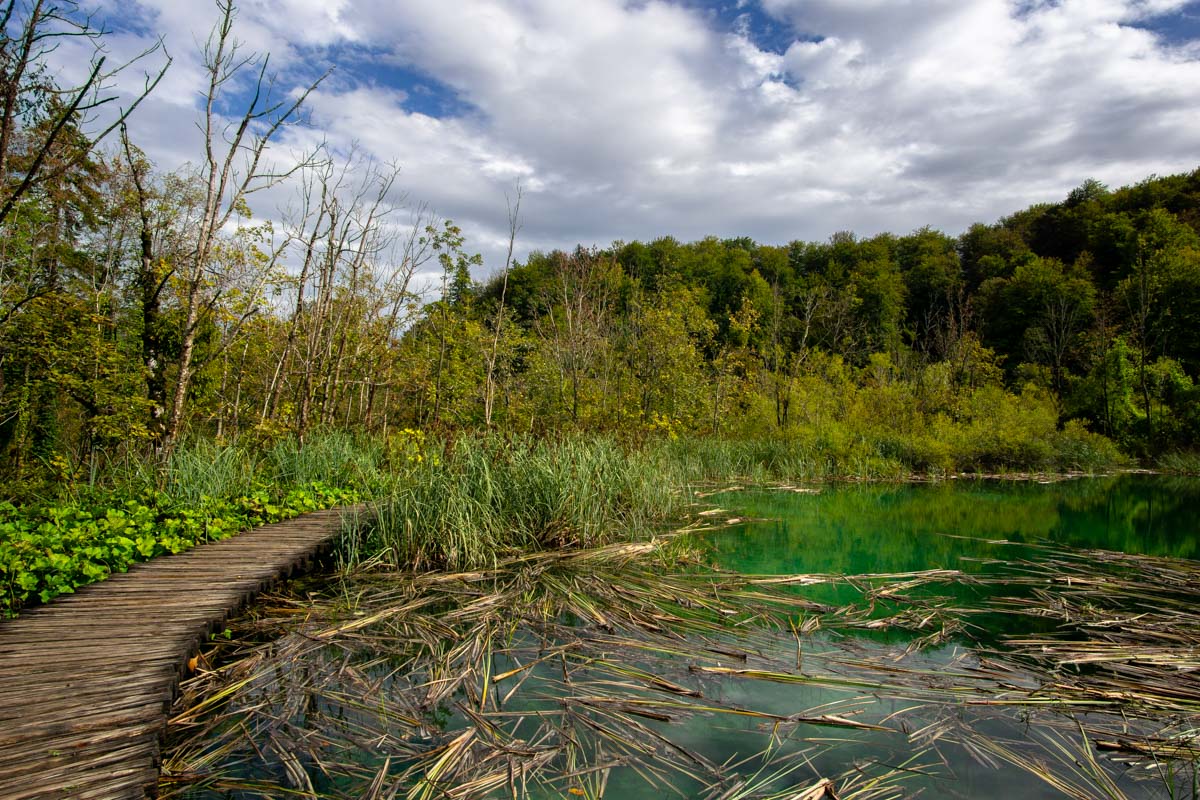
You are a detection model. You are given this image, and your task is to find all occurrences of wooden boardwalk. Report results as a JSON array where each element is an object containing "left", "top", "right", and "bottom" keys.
[{"left": 0, "top": 506, "right": 362, "bottom": 800}]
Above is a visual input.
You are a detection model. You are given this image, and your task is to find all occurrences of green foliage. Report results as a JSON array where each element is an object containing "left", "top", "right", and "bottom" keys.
[
  {"left": 340, "top": 435, "right": 687, "bottom": 571},
  {"left": 0, "top": 481, "right": 358, "bottom": 617},
  {"left": 345, "top": 420, "right": 1131, "bottom": 577},
  {"left": 5, "top": 144, "right": 1199, "bottom": 495},
  {"left": 1157, "top": 450, "right": 1200, "bottom": 475},
  {"left": 1049, "top": 419, "right": 1129, "bottom": 472},
  {"left": 264, "top": 430, "right": 385, "bottom": 490},
  {"left": 163, "top": 439, "right": 261, "bottom": 506},
  {"left": 446, "top": 171, "right": 1197, "bottom": 462},
  {"left": 0, "top": 431, "right": 394, "bottom": 616},
  {"left": 668, "top": 377, "right": 1126, "bottom": 479},
  {"left": 657, "top": 435, "right": 899, "bottom": 482}
]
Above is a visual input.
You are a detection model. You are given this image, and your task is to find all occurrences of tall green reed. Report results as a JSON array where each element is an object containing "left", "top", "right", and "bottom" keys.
[
  {"left": 263, "top": 429, "right": 385, "bottom": 490},
  {"left": 1158, "top": 450, "right": 1200, "bottom": 475},
  {"left": 163, "top": 439, "right": 259, "bottom": 505},
  {"left": 138, "top": 430, "right": 389, "bottom": 506},
  {"left": 340, "top": 435, "right": 690, "bottom": 571}
]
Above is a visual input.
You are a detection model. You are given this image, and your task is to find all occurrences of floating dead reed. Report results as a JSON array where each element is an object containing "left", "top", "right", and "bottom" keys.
[{"left": 161, "top": 531, "right": 1200, "bottom": 799}]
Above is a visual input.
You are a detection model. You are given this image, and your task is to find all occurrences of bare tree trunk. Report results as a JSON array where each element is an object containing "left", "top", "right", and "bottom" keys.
[
  {"left": 230, "top": 337, "right": 250, "bottom": 438},
  {"left": 165, "top": 286, "right": 203, "bottom": 450},
  {"left": 263, "top": 166, "right": 332, "bottom": 424},
  {"left": 484, "top": 184, "right": 521, "bottom": 427},
  {"left": 1127, "top": 248, "right": 1157, "bottom": 452},
  {"left": 379, "top": 385, "right": 391, "bottom": 438},
  {"left": 161, "top": 0, "right": 324, "bottom": 457},
  {"left": 432, "top": 283, "right": 448, "bottom": 426},
  {"left": 769, "top": 279, "right": 786, "bottom": 429},
  {"left": 216, "top": 349, "right": 229, "bottom": 439}
]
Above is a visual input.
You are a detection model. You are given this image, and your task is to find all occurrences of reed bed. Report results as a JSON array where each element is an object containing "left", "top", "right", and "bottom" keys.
[
  {"left": 161, "top": 524, "right": 1200, "bottom": 799},
  {"left": 262, "top": 431, "right": 386, "bottom": 490},
  {"left": 102, "top": 430, "right": 389, "bottom": 506},
  {"left": 334, "top": 433, "right": 933, "bottom": 572},
  {"left": 337, "top": 436, "right": 691, "bottom": 570}
]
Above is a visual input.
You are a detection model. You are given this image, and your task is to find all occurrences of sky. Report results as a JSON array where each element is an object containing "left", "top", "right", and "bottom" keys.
[{"left": 73, "top": 0, "right": 1200, "bottom": 279}]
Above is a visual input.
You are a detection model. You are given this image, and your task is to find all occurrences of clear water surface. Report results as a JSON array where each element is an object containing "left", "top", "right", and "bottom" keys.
[{"left": 172, "top": 474, "right": 1200, "bottom": 799}]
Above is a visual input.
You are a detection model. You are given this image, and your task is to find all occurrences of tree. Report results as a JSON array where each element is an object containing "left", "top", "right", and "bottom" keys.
[
  {"left": 428, "top": 219, "right": 481, "bottom": 426},
  {"left": 897, "top": 227, "right": 961, "bottom": 352},
  {"left": 709, "top": 296, "right": 761, "bottom": 434},
  {"left": 118, "top": 129, "right": 175, "bottom": 439},
  {"left": 0, "top": 0, "right": 168, "bottom": 229},
  {"left": 537, "top": 248, "right": 616, "bottom": 424},
  {"left": 0, "top": 0, "right": 167, "bottom": 350},
  {"left": 626, "top": 284, "right": 713, "bottom": 427},
  {"left": 160, "top": 0, "right": 324, "bottom": 455},
  {"left": 847, "top": 234, "right": 905, "bottom": 357},
  {"left": 1098, "top": 208, "right": 1200, "bottom": 451},
  {"left": 0, "top": 108, "right": 145, "bottom": 472},
  {"left": 266, "top": 153, "right": 414, "bottom": 439},
  {"left": 483, "top": 183, "right": 520, "bottom": 428}
]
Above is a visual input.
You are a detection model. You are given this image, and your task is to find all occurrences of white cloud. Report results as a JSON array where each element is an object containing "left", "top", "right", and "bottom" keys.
[{"left": 76, "top": 0, "right": 1200, "bottom": 276}]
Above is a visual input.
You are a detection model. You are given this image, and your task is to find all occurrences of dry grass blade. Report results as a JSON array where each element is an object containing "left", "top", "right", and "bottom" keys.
[{"left": 161, "top": 534, "right": 1200, "bottom": 799}]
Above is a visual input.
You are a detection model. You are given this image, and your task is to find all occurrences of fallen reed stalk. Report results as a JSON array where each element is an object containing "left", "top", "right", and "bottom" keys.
[{"left": 161, "top": 530, "right": 1200, "bottom": 799}]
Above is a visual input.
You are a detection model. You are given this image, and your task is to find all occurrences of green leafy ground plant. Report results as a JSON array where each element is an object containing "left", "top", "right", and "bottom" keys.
[{"left": 0, "top": 482, "right": 359, "bottom": 617}]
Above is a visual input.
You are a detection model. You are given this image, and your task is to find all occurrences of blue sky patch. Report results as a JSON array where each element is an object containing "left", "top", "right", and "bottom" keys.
[
  {"left": 1134, "top": 1, "right": 1200, "bottom": 46},
  {"left": 323, "top": 43, "right": 477, "bottom": 119},
  {"left": 679, "top": 0, "right": 801, "bottom": 54}
]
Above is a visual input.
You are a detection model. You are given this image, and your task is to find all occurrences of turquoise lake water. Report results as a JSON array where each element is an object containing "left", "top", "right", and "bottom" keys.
[
  {"left": 687, "top": 474, "right": 1200, "bottom": 799},
  {"left": 173, "top": 474, "right": 1200, "bottom": 799}
]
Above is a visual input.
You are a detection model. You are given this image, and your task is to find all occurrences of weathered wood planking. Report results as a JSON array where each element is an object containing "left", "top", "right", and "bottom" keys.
[{"left": 0, "top": 506, "right": 363, "bottom": 799}]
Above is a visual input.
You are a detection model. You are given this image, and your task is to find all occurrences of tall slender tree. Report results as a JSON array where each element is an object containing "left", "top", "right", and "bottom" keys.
[{"left": 161, "top": 0, "right": 324, "bottom": 455}]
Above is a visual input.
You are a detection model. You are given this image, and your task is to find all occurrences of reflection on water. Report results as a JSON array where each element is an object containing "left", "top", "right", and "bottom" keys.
[
  {"left": 706, "top": 474, "right": 1200, "bottom": 578},
  {"left": 165, "top": 474, "right": 1200, "bottom": 800},
  {"left": 703, "top": 474, "right": 1200, "bottom": 651},
  {"left": 694, "top": 473, "right": 1200, "bottom": 798}
]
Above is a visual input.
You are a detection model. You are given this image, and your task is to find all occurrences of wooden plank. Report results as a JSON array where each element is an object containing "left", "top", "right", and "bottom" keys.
[
  {"left": 0, "top": 727, "right": 163, "bottom": 779},
  {"left": 0, "top": 504, "right": 361, "bottom": 799},
  {"left": 0, "top": 673, "right": 175, "bottom": 714},
  {"left": 0, "top": 624, "right": 212, "bottom": 643},
  {"left": 0, "top": 686, "right": 171, "bottom": 730},
  {"left": 0, "top": 651, "right": 186, "bottom": 677},
  {"left": 0, "top": 752, "right": 159, "bottom": 800},
  {"left": 0, "top": 692, "right": 169, "bottom": 746}
]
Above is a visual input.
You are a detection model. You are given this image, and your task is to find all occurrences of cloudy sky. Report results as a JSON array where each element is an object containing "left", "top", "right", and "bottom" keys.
[{"left": 85, "top": 0, "right": 1200, "bottom": 275}]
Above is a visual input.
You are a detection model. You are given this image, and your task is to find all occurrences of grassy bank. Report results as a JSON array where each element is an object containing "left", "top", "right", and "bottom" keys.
[
  {"left": 3, "top": 420, "right": 1132, "bottom": 616},
  {"left": 338, "top": 421, "right": 1129, "bottom": 571},
  {"left": 0, "top": 432, "right": 380, "bottom": 617},
  {"left": 337, "top": 435, "right": 690, "bottom": 570}
]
